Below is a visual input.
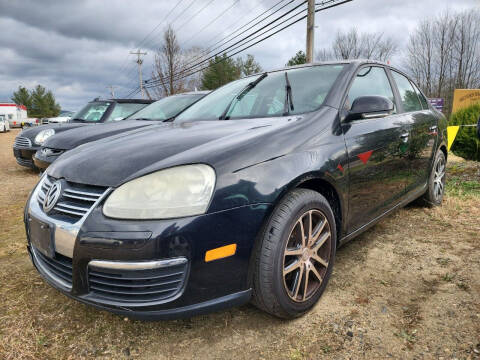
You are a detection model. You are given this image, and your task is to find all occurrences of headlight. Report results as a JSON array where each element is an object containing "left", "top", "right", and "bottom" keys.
[
  {"left": 34, "top": 129, "right": 55, "bottom": 145},
  {"left": 103, "top": 164, "right": 216, "bottom": 219}
]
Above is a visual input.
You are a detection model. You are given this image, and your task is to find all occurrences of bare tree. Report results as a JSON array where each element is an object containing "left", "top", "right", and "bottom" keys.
[
  {"left": 151, "top": 26, "right": 202, "bottom": 98},
  {"left": 316, "top": 28, "right": 397, "bottom": 62},
  {"left": 405, "top": 9, "right": 480, "bottom": 114}
]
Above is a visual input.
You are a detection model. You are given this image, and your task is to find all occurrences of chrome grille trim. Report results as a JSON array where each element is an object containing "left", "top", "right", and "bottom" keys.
[
  {"left": 87, "top": 257, "right": 188, "bottom": 306},
  {"left": 36, "top": 175, "right": 108, "bottom": 223},
  {"left": 28, "top": 175, "right": 111, "bottom": 258},
  {"left": 14, "top": 136, "right": 32, "bottom": 148}
]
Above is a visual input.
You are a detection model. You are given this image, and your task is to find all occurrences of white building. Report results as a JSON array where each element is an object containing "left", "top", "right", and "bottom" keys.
[{"left": 0, "top": 103, "right": 28, "bottom": 127}]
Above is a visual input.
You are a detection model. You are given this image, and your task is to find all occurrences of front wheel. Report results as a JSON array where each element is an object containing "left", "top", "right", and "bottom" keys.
[
  {"left": 251, "top": 189, "right": 336, "bottom": 319},
  {"left": 422, "top": 150, "right": 446, "bottom": 206}
]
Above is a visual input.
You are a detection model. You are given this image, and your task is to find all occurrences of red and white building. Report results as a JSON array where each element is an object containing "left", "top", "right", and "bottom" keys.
[{"left": 0, "top": 103, "right": 28, "bottom": 127}]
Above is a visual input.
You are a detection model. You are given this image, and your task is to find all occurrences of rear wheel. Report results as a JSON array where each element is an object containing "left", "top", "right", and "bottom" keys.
[
  {"left": 251, "top": 189, "right": 336, "bottom": 318},
  {"left": 421, "top": 150, "right": 446, "bottom": 206}
]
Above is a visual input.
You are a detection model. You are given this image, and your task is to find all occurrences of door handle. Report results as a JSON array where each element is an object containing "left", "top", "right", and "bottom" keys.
[{"left": 400, "top": 132, "right": 409, "bottom": 143}]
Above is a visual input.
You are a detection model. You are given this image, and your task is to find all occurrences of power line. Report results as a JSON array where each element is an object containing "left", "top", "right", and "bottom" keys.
[
  {"left": 177, "top": 0, "right": 291, "bottom": 75},
  {"left": 147, "top": 0, "right": 307, "bottom": 86},
  {"left": 145, "top": 0, "right": 353, "bottom": 89},
  {"left": 176, "top": 0, "right": 216, "bottom": 31},
  {"left": 123, "top": 0, "right": 286, "bottom": 95},
  {"left": 181, "top": 0, "right": 240, "bottom": 47}
]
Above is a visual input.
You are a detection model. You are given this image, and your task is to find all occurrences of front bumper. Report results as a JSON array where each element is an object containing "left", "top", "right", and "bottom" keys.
[
  {"left": 13, "top": 146, "right": 40, "bottom": 168},
  {"left": 25, "top": 176, "right": 271, "bottom": 319}
]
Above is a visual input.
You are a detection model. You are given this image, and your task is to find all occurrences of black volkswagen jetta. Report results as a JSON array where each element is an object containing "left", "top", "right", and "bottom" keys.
[
  {"left": 33, "top": 91, "right": 209, "bottom": 170},
  {"left": 13, "top": 98, "right": 153, "bottom": 169},
  {"left": 25, "top": 60, "right": 447, "bottom": 319}
]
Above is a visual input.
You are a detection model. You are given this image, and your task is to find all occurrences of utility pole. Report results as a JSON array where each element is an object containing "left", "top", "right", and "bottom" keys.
[
  {"left": 130, "top": 49, "right": 147, "bottom": 98},
  {"left": 306, "top": 0, "right": 315, "bottom": 63},
  {"left": 106, "top": 85, "right": 116, "bottom": 98}
]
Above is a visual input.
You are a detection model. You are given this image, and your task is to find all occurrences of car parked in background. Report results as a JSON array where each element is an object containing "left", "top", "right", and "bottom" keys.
[
  {"left": 13, "top": 99, "right": 153, "bottom": 169},
  {"left": 33, "top": 91, "right": 209, "bottom": 170},
  {"left": 0, "top": 115, "right": 10, "bottom": 132},
  {"left": 25, "top": 60, "right": 447, "bottom": 320}
]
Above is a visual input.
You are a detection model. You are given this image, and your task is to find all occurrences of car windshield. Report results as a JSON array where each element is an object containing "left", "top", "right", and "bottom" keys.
[
  {"left": 104, "top": 102, "right": 150, "bottom": 122},
  {"left": 128, "top": 94, "right": 204, "bottom": 121},
  {"left": 71, "top": 102, "right": 112, "bottom": 122},
  {"left": 176, "top": 64, "right": 345, "bottom": 122}
]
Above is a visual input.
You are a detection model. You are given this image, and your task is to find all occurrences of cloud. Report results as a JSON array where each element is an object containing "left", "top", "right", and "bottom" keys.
[{"left": 0, "top": 0, "right": 477, "bottom": 110}]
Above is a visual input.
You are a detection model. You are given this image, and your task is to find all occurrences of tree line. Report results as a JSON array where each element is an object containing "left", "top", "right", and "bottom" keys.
[
  {"left": 11, "top": 85, "right": 61, "bottom": 118},
  {"left": 11, "top": 7, "right": 480, "bottom": 118},
  {"left": 152, "top": 8, "right": 480, "bottom": 117}
]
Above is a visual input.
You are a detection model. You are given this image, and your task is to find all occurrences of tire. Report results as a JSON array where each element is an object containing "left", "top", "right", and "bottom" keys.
[
  {"left": 251, "top": 188, "right": 337, "bottom": 319},
  {"left": 421, "top": 150, "right": 446, "bottom": 206}
]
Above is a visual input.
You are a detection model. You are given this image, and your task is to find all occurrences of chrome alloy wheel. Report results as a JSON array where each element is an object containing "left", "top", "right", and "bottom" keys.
[
  {"left": 433, "top": 156, "right": 446, "bottom": 201},
  {"left": 282, "top": 209, "right": 332, "bottom": 302}
]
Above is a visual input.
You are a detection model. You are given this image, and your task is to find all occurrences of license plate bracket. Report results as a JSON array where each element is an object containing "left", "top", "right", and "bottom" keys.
[{"left": 29, "top": 216, "right": 55, "bottom": 258}]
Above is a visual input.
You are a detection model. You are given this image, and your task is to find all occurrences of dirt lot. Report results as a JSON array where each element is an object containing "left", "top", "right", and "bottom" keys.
[{"left": 0, "top": 128, "right": 479, "bottom": 360}]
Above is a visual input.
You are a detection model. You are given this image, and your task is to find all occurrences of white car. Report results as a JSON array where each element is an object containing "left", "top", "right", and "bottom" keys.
[
  {"left": 0, "top": 115, "right": 10, "bottom": 132},
  {"left": 42, "top": 116, "right": 72, "bottom": 124}
]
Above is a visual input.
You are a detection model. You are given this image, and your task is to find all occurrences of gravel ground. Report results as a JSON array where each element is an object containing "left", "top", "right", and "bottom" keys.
[{"left": 0, "top": 128, "right": 479, "bottom": 360}]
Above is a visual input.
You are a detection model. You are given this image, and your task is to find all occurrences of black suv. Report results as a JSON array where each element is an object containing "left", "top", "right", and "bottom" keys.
[
  {"left": 25, "top": 61, "right": 447, "bottom": 320},
  {"left": 13, "top": 99, "right": 153, "bottom": 169}
]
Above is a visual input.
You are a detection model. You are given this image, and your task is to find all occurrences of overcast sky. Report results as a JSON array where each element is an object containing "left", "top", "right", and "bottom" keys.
[{"left": 0, "top": 0, "right": 477, "bottom": 111}]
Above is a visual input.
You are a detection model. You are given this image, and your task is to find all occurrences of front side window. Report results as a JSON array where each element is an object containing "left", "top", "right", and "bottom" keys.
[
  {"left": 176, "top": 65, "right": 345, "bottom": 122},
  {"left": 391, "top": 71, "right": 423, "bottom": 112},
  {"left": 72, "top": 102, "right": 111, "bottom": 122},
  {"left": 128, "top": 94, "right": 204, "bottom": 121},
  {"left": 347, "top": 66, "right": 396, "bottom": 112},
  {"left": 411, "top": 82, "right": 429, "bottom": 110},
  {"left": 105, "top": 102, "right": 149, "bottom": 122}
]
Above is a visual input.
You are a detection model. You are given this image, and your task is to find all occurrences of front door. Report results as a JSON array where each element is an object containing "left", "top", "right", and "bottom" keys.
[
  {"left": 342, "top": 66, "right": 409, "bottom": 234},
  {"left": 390, "top": 71, "right": 437, "bottom": 194}
]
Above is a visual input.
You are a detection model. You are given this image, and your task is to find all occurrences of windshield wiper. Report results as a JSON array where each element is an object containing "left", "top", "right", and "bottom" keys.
[
  {"left": 219, "top": 72, "right": 268, "bottom": 120},
  {"left": 71, "top": 118, "right": 87, "bottom": 122},
  {"left": 283, "top": 72, "right": 294, "bottom": 116}
]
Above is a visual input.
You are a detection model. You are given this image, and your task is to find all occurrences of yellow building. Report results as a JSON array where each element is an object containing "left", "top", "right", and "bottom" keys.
[{"left": 452, "top": 89, "right": 480, "bottom": 113}]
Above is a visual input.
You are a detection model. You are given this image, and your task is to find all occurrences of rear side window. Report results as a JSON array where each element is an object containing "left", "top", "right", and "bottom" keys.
[
  {"left": 347, "top": 66, "right": 396, "bottom": 112},
  {"left": 391, "top": 71, "right": 423, "bottom": 112}
]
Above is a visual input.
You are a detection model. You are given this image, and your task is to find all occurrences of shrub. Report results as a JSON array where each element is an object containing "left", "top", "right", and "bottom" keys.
[{"left": 449, "top": 103, "right": 480, "bottom": 161}]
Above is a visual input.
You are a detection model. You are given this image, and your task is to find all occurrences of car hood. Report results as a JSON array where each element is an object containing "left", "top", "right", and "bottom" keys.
[
  {"left": 48, "top": 108, "right": 333, "bottom": 188},
  {"left": 43, "top": 120, "right": 159, "bottom": 150},
  {"left": 18, "top": 123, "right": 87, "bottom": 141}
]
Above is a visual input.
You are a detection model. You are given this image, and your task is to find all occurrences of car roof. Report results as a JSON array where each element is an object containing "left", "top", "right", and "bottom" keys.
[
  {"left": 88, "top": 98, "right": 154, "bottom": 104},
  {"left": 246, "top": 59, "right": 391, "bottom": 78}
]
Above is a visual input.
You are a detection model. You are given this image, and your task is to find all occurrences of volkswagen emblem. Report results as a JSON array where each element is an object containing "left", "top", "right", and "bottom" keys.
[{"left": 43, "top": 180, "right": 62, "bottom": 213}]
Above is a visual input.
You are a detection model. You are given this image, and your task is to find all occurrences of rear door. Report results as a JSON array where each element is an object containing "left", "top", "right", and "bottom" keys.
[
  {"left": 390, "top": 71, "right": 437, "bottom": 194},
  {"left": 342, "top": 66, "right": 409, "bottom": 234}
]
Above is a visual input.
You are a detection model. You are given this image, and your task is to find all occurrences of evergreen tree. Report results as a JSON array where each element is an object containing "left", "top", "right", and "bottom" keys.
[
  {"left": 201, "top": 54, "right": 242, "bottom": 90},
  {"left": 11, "top": 86, "right": 32, "bottom": 112},
  {"left": 238, "top": 54, "right": 263, "bottom": 76},
  {"left": 29, "top": 85, "right": 61, "bottom": 117},
  {"left": 286, "top": 51, "right": 307, "bottom": 66}
]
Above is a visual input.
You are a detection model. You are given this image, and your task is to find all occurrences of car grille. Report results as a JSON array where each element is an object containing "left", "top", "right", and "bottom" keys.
[
  {"left": 33, "top": 246, "right": 73, "bottom": 289},
  {"left": 16, "top": 157, "right": 34, "bottom": 167},
  {"left": 88, "top": 259, "right": 188, "bottom": 305},
  {"left": 37, "top": 176, "right": 108, "bottom": 223},
  {"left": 14, "top": 136, "right": 32, "bottom": 147}
]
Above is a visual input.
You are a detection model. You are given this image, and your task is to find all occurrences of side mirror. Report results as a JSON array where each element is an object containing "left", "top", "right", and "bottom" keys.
[{"left": 346, "top": 96, "right": 394, "bottom": 121}]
